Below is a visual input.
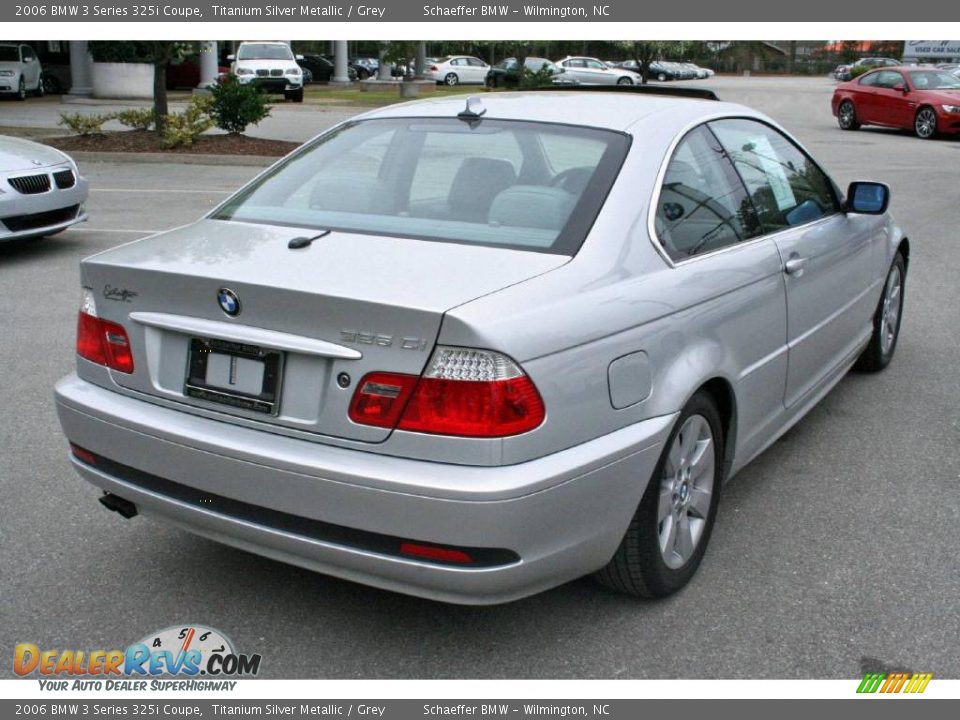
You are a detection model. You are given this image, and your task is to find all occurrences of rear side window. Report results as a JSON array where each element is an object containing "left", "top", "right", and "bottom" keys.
[
  {"left": 709, "top": 119, "right": 840, "bottom": 234},
  {"left": 654, "top": 125, "right": 761, "bottom": 261},
  {"left": 214, "top": 118, "right": 630, "bottom": 255}
]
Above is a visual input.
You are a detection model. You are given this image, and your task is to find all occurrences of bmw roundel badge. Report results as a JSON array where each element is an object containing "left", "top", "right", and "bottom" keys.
[{"left": 217, "top": 288, "right": 241, "bottom": 317}]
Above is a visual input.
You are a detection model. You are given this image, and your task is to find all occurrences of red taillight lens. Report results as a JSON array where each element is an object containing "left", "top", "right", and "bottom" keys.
[
  {"left": 75, "top": 289, "right": 134, "bottom": 373},
  {"left": 348, "top": 372, "right": 418, "bottom": 428},
  {"left": 398, "top": 375, "right": 544, "bottom": 437},
  {"left": 101, "top": 319, "right": 134, "bottom": 373},
  {"left": 348, "top": 347, "right": 545, "bottom": 438},
  {"left": 76, "top": 309, "right": 107, "bottom": 365},
  {"left": 70, "top": 443, "right": 97, "bottom": 466}
]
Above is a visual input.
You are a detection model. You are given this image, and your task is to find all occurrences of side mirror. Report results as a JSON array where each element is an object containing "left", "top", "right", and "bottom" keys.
[
  {"left": 295, "top": 54, "right": 304, "bottom": 61},
  {"left": 845, "top": 181, "right": 890, "bottom": 214},
  {"left": 226, "top": 54, "right": 235, "bottom": 61}
]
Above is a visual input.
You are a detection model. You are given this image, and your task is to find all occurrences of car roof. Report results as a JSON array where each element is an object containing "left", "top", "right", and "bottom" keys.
[{"left": 362, "top": 91, "right": 762, "bottom": 134}]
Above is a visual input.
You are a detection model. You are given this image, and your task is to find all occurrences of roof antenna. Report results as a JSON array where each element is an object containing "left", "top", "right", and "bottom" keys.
[{"left": 458, "top": 96, "right": 486, "bottom": 125}]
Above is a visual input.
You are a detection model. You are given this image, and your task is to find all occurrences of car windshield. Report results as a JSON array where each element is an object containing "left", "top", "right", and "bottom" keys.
[
  {"left": 213, "top": 117, "right": 630, "bottom": 255},
  {"left": 0, "top": 46, "right": 19, "bottom": 62},
  {"left": 908, "top": 70, "right": 960, "bottom": 89},
  {"left": 237, "top": 44, "right": 294, "bottom": 61}
]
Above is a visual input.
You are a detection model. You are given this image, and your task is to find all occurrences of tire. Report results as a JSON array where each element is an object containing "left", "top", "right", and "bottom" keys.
[
  {"left": 35, "top": 74, "right": 45, "bottom": 97},
  {"left": 617, "top": 76, "right": 633, "bottom": 86},
  {"left": 357, "top": 69, "right": 369, "bottom": 80},
  {"left": 285, "top": 88, "right": 304, "bottom": 103},
  {"left": 914, "top": 106, "right": 937, "bottom": 139},
  {"left": 444, "top": 72, "right": 459, "bottom": 86},
  {"left": 42, "top": 74, "right": 62, "bottom": 94},
  {"left": 16, "top": 77, "right": 27, "bottom": 101},
  {"left": 855, "top": 253, "right": 906, "bottom": 373},
  {"left": 657, "top": 72, "right": 667, "bottom": 82},
  {"left": 837, "top": 100, "right": 860, "bottom": 130},
  {"left": 594, "top": 391, "right": 724, "bottom": 599}
]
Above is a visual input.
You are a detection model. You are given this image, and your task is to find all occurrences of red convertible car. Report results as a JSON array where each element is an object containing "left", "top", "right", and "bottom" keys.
[{"left": 832, "top": 66, "right": 960, "bottom": 139}]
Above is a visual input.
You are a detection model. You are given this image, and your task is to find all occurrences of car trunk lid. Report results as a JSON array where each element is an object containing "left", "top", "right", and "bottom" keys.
[{"left": 80, "top": 219, "right": 567, "bottom": 442}]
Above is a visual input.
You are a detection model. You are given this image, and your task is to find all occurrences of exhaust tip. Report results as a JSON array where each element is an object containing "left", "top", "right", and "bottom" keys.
[{"left": 99, "top": 493, "right": 138, "bottom": 519}]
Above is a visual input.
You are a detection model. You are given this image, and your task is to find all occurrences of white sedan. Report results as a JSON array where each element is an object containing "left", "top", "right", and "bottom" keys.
[
  {"left": 422, "top": 56, "right": 490, "bottom": 85},
  {"left": 555, "top": 56, "right": 641, "bottom": 85},
  {"left": 1, "top": 136, "right": 89, "bottom": 243}
]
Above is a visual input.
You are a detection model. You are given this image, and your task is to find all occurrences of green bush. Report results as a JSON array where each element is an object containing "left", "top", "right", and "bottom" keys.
[
  {"left": 161, "top": 95, "right": 214, "bottom": 148},
  {"left": 115, "top": 108, "right": 154, "bottom": 131},
  {"left": 58, "top": 112, "right": 115, "bottom": 136},
  {"left": 209, "top": 75, "right": 272, "bottom": 135},
  {"left": 520, "top": 64, "right": 558, "bottom": 89},
  {"left": 849, "top": 64, "right": 872, "bottom": 79}
]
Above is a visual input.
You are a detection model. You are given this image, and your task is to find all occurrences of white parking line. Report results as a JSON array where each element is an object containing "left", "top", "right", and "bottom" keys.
[{"left": 89, "top": 188, "right": 232, "bottom": 194}]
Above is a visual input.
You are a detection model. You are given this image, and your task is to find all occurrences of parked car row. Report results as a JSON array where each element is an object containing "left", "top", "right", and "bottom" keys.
[
  {"left": 424, "top": 54, "right": 715, "bottom": 88},
  {"left": 833, "top": 57, "right": 902, "bottom": 82},
  {"left": 613, "top": 59, "right": 714, "bottom": 81}
]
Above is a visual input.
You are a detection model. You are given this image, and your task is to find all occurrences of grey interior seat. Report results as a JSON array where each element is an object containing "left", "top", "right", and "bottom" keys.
[{"left": 446, "top": 157, "right": 518, "bottom": 223}]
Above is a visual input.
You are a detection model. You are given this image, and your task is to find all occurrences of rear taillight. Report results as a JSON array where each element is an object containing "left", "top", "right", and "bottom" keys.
[
  {"left": 76, "top": 288, "right": 134, "bottom": 373},
  {"left": 348, "top": 346, "right": 545, "bottom": 438}
]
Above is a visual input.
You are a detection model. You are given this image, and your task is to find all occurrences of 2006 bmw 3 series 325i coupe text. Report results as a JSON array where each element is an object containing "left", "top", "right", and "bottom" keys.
[{"left": 55, "top": 92, "right": 909, "bottom": 604}]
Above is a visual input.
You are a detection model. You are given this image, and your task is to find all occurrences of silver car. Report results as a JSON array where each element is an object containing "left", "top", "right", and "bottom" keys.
[
  {"left": 1, "top": 136, "right": 89, "bottom": 242},
  {"left": 54, "top": 92, "right": 908, "bottom": 604},
  {"left": 555, "top": 56, "right": 640, "bottom": 85}
]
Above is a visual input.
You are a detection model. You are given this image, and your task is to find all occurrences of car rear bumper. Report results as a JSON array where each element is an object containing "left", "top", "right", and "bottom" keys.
[{"left": 55, "top": 373, "right": 674, "bottom": 604}]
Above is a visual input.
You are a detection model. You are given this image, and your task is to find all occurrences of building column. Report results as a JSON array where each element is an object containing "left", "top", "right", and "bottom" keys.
[
  {"left": 415, "top": 42, "right": 427, "bottom": 79},
  {"left": 197, "top": 41, "right": 218, "bottom": 90},
  {"left": 332, "top": 40, "right": 350, "bottom": 84},
  {"left": 68, "top": 40, "right": 93, "bottom": 96},
  {"left": 377, "top": 43, "right": 392, "bottom": 80}
]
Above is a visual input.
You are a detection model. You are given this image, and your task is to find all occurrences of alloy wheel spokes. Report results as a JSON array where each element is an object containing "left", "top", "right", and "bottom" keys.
[{"left": 658, "top": 413, "right": 716, "bottom": 569}]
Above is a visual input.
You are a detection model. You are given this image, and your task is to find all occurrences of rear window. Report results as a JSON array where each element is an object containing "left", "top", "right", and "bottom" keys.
[{"left": 213, "top": 117, "right": 630, "bottom": 255}]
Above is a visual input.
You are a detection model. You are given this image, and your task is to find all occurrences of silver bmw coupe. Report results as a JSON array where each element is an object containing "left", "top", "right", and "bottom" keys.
[{"left": 55, "top": 91, "right": 908, "bottom": 603}]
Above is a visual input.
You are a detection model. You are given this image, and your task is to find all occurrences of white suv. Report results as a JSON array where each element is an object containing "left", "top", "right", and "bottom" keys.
[
  {"left": 228, "top": 42, "right": 304, "bottom": 102},
  {"left": 0, "top": 43, "right": 43, "bottom": 100}
]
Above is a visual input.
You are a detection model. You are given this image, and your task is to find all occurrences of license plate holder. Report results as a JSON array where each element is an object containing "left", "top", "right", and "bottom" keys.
[{"left": 184, "top": 337, "right": 283, "bottom": 415}]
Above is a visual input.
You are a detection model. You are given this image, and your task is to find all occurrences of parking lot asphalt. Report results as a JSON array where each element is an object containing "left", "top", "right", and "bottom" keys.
[{"left": 1, "top": 76, "right": 958, "bottom": 679}]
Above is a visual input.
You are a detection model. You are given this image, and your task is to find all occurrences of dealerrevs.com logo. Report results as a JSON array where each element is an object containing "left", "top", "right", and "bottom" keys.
[{"left": 14, "top": 625, "right": 261, "bottom": 691}]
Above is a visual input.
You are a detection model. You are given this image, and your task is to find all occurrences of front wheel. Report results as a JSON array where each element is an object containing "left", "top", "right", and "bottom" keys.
[
  {"left": 855, "top": 253, "right": 906, "bottom": 372},
  {"left": 616, "top": 76, "right": 633, "bottom": 86},
  {"left": 35, "top": 74, "right": 45, "bottom": 97},
  {"left": 16, "top": 77, "right": 27, "bottom": 100},
  {"left": 285, "top": 88, "right": 304, "bottom": 103},
  {"left": 838, "top": 100, "right": 860, "bottom": 130},
  {"left": 594, "top": 391, "right": 724, "bottom": 598},
  {"left": 444, "top": 72, "right": 459, "bottom": 86},
  {"left": 657, "top": 72, "right": 667, "bottom": 82},
  {"left": 914, "top": 107, "right": 937, "bottom": 139}
]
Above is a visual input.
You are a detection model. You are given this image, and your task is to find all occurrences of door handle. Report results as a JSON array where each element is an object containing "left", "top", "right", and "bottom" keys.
[{"left": 784, "top": 256, "right": 807, "bottom": 276}]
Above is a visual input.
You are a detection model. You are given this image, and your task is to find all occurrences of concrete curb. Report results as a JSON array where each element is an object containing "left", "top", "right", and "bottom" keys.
[{"left": 69, "top": 151, "right": 277, "bottom": 167}]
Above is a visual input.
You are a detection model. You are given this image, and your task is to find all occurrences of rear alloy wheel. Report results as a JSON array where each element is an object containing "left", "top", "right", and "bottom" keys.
[
  {"left": 838, "top": 100, "right": 860, "bottom": 130},
  {"left": 617, "top": 76, "right": 633, "bottom": 86},
  {"left": 16, "top": 77, "right": 27, "bottom": 100},
  {"left": 914, "top": 107, "right": 938, "bottom": 139},
  {"left": 444, "top": 72, "right": 459, "bottom": 86},
  {"left": 855, "top": 253, "right": 906, "bottom": 372},
  {"left": 594, "top": 391, "right": 723, "bottom": 598},
  {"left": 657, "top": 72, "right": 667, "bottom": 82}
]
